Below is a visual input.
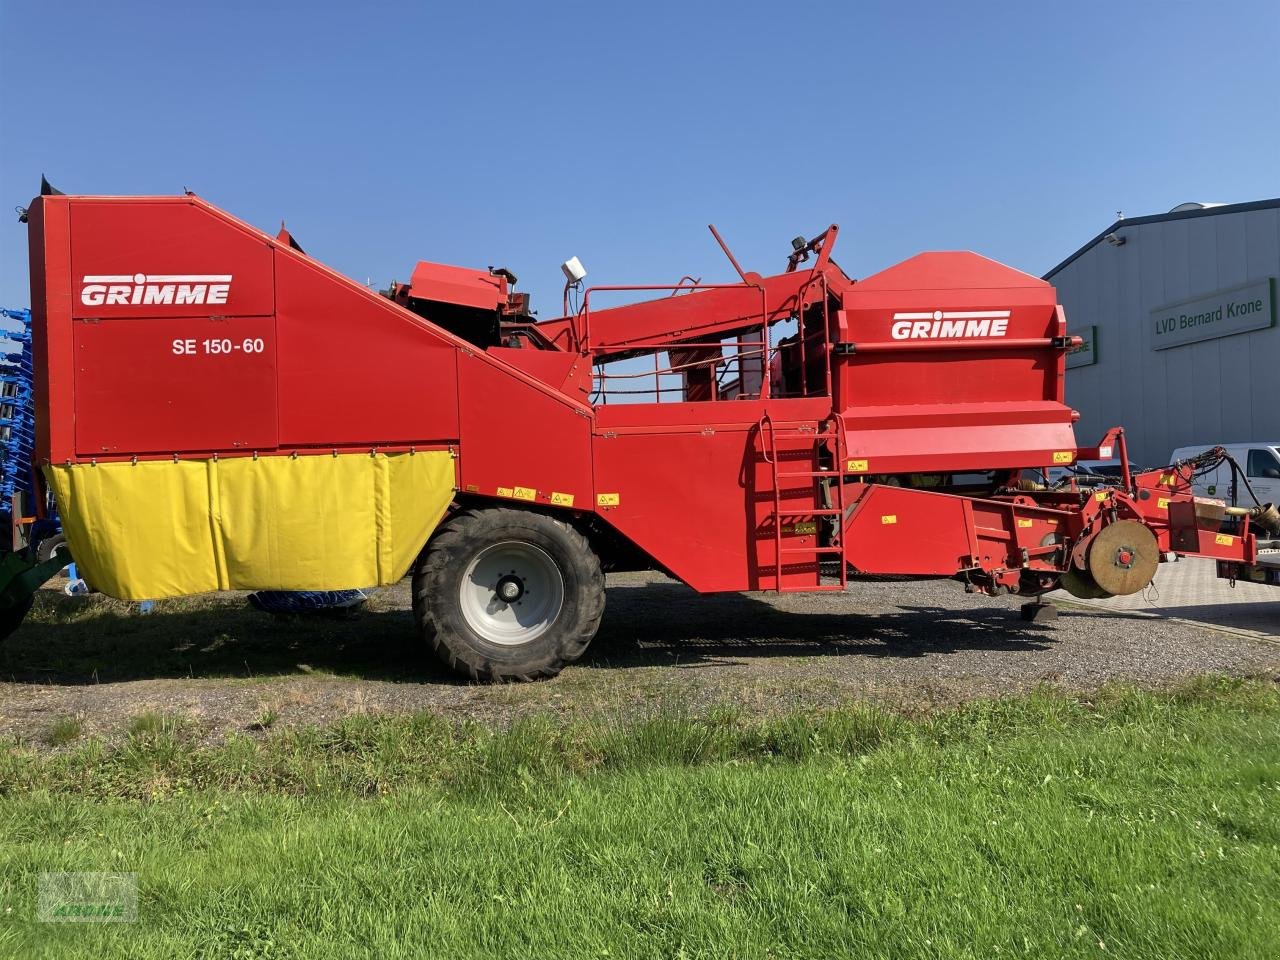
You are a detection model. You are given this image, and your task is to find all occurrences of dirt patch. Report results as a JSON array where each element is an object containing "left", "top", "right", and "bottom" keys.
[{"left": 1, "top": 572, "right": 1276, "bottom": 747}]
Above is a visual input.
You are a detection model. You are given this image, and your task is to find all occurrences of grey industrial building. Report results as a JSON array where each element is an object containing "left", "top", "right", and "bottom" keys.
[{"left": 1046, "top": 199, "right": 1279, "bottom": 467}]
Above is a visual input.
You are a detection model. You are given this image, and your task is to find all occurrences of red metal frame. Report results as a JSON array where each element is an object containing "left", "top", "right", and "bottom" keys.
[{"left": 24, "top": 193, "right": 1261, "bottom": 600}]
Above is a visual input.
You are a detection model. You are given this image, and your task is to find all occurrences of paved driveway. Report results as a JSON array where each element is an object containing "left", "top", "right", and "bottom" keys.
[{"left": 1051, "top": 557, "right": 1278, "bottom": 640}]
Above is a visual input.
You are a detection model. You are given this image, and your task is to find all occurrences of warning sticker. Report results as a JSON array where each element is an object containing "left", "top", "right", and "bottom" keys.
[
  {"left": 1215, "top": 533, "right": 1234, "bottom": 546},
  {"left": 881, "top": 515, "right": 897, "bottom": 525},
  {"left": 1052, "top": 451, "right": 1073, "bottom": 464},
  {"left": 550, "top": 491, "right": 575, "bottom": 507},
  {"left": 596, "top": 493, "right": 620, "bottom": 508},
  {"left": 512, "top": 486, "right": 536, "bottom": 502},
  {"left": 496, "top": 486, "right": 514, "bottom": 498},
  {"left": 846, "top": 459, "right": 869, "bottom": 473},
  {"left": 1016, "top": 519, "right": 1033, "bottom": 528},
  {"left": 1157, "top": 498, "right": 1169, "bottom": 510}
]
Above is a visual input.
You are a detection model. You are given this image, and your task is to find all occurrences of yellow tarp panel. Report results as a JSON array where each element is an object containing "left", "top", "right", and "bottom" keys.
[{"left": 45, "top": 451, "right": 455, "bottom": 600}]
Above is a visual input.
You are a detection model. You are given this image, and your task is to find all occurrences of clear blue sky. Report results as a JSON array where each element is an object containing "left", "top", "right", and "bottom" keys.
[{"left": 2, "top": 0, "right": 1277, "bottom": 317}]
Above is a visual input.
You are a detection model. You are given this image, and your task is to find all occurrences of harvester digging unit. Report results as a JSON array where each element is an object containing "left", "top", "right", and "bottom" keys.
[{"left": 10, "top": 188, "right": 1274, "bottom": 679}]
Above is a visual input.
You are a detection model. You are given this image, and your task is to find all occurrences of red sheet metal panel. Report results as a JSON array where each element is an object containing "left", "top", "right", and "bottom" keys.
[
  {"left": 591, "top": 399, "right": 830, "bottom": 592},
  {"left": 407, "top": 262, "right": 505, "bottom": 310},
  {"left": 273, "top": 252, "right": 461, "bottom": 446},
  {"left": 592, "top": 427, "right": 758, "bottom": 592},
  {"left": 27, "top": 199, "right": 75, "bottom": 465},
  {"left": 842, "top": 484, "right": 977, "bottom": 575},
  {"left": 850, "top": 250, "right": 1054, "bottom": 295},
  {"left": 456, "top": 351, "right": 594, "bottom": 511},
  {"left": 42, "top": 196, "right": 283, "bottom": 458},
  {"left": 45, "top": 195, "right": 467, "bottom": 456},
  {"left": 486, "top": 347, "right": 580, "bottom": 393},
  {"left": 841, "top": 484, "right": 1076, "bottom": 578},
  {"left": 837, "top": 405, "right": 1076, "bottom": 475},
  {"left": 69, "top": 200, "right": 275, "bottom": 319},
  {"left": 834, "top": 251, "right": 1075, "bottom": 473},
  {"left": 73, "top": 316, "right": 278, "bottom": 455}
]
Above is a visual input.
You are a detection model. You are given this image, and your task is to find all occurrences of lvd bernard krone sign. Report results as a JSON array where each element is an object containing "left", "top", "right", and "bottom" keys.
[{"left": 1149, "top": 278, "right": 1276, "bottom": 350}]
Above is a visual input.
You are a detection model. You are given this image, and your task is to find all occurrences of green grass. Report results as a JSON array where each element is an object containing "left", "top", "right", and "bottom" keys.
[
  {"left": 1, "top": 678, "right": 1277, "bottom": 959},
  {"left": 125, "top": 711, "right": 185, "bottom": 741},
  {"left": 249, "top": 705, "right": 280, "bottom": 731},
  {"left": 42, "top": 715, "right": 83, "bottom": 747}
]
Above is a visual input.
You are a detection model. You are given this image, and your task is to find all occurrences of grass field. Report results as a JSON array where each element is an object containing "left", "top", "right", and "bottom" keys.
[{"left": 1, "top": 678, "right": 1277, "bottom": 959}]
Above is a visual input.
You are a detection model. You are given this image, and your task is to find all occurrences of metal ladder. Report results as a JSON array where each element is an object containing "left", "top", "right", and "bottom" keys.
[{"left": 759, "top": 411, "right": 849, "bottom": 592}]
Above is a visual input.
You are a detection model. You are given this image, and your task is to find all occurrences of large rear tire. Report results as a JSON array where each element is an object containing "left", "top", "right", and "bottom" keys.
[{"left": 412, "top": 508, "right": 605, "bottom": 681}]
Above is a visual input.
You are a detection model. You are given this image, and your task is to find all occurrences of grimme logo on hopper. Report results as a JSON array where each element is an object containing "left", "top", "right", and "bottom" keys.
[
  {"left": 890, "top": 309, "right": 1010, "bottom": 339},
  {"left": 80, "top": 273, "right": 232, "bottom": 307}
]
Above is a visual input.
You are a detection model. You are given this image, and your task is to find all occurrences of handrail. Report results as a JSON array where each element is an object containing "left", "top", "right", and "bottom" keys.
[
  {"left": 594, "top": 348, "right": 766, "bottom": 380},
  {"left": 668, "top": 276, "right": 702, "bottom": 297},
  {"left": 577, "top": 241, "right": 843, "bottom": 405},
  {"left": 758, "top": 412, "right": 776, "bottom": 465},
  {"left": 589, "top": 333, "right": 825, "bottom": 402}
]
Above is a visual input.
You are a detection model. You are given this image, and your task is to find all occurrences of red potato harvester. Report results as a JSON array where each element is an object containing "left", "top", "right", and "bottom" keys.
[{"left": 7, "top": 183, "right": 1276, "bottom": 680}]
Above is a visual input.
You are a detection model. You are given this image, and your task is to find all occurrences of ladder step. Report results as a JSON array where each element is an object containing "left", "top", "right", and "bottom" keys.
[{"left": 761, "top": 413, "right": 849, "bottom": 592}]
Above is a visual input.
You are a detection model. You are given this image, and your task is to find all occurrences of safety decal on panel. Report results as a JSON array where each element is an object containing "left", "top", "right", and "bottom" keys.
[
  {"left": 1052, "top": 451, "right": 1073, "bottom": 464},
  {"left": 512, "top": 486, "right": 536, "bottom": 502},
  {"left": 846, "top": 459, "right": 869, "bottom": 473},
  {"left": 1016, "top": 519, "right": 1033, "bottom": 528},
  {"left": 596, "top": 493, "right": 620, "bottom": 507},
  {"left": 496, "top": 486, "right": 514, "bottom": 498},
  {"left": 550, "top": 492, "right": 575, "bottom": 507},
  {"left": 881, "top": 515, "right": 897, "bottom": 525},
  {"left": 1215, "top": 534, "right": 1234, "bottom": 546}
]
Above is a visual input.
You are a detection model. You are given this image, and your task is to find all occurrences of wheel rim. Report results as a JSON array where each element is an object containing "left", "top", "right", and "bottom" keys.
[{"left": 459, "top": 541, "right": 565, "bottom": 646}]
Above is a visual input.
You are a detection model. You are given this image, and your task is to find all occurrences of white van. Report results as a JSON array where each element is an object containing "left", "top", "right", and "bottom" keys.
[{"left": 1168, "top": 443, "right": 1280, "bottom": 504}]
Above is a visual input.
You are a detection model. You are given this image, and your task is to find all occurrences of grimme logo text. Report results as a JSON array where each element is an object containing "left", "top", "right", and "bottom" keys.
[
  {"left": 890, "top": 309, "right": 1010, "bottom": 339},
  {"left": 80, "top": 273, "right": 232, "bottom": 307}
]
